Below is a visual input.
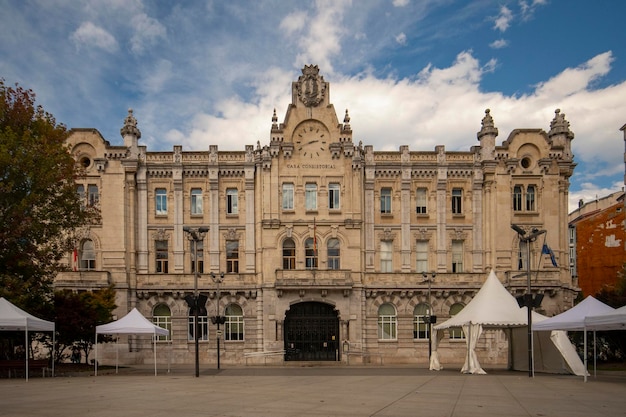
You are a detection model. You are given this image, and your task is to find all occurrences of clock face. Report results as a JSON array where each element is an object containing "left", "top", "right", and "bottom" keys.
[{"left": 295, "top": 122, "right": 328, "bottom": 159}]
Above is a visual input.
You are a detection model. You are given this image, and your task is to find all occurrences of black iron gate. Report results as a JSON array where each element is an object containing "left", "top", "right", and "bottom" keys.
[{"left": 284, "top": 302, "right": 340, "bottom": 361}]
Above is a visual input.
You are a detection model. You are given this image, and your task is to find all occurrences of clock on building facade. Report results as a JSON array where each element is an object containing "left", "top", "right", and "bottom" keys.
[{"left": 295, "top": 121, "right": 329, "bottom": 159}]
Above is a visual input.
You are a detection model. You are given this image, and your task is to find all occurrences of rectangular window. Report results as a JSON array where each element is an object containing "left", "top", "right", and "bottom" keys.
[
  {"left": 283, "top": 240, "right": 296, "bottom": 269},
  {"left": 380, "top": 188, "right": 392, "bottom": 214},
  {"left": 188, "top": 316, "right": 208, "bottom": 341},
  {"left": 305, "top": 183, "right": 317, "bottom": 210},
  {"left": 88, "top": 184, "right": 99, "bottom": 206},
  {"left": 191, "top": 188, "right": 203, "bottom": 215},
  {"left": 413, "top": 315, "right": 429, "bottom": 340},
  {"left": 451, "top": 240, "right": 463, "bottom": 273},
  {"left": 451, "top": 188, "right": 462, "bottom": 214},
  {"left": 526, "top": 185, "right": 536, "bottom": 211},
  {"left": 305, "top": 238, "right": 318, "bottom": 269},
  {"left": 155, "top": 188, "right": 167, "bottom": 215},
  {"left": 282, "top": 183, "right": 294, "bottom": 210},
  {"left": 153, "top": 316, "right": 171, "bottom": 341},
  {"left": 77, "top": 185, "right": 85, "bottom": 208},
  {"left": 518, "top": 240, "right": 527, "bottom": 271},
  {"left": 416, "top": 188, "right": 427, "bottom": 214},
  {"left": 191, "top": 240, "right": 204, "bottom": 273},
  {"left": 156, "top": 240, "right": 168, "bottom": 273},
  {"left": 327, "top": 238, "right": 340, "bottom": 270},
  {"left": 226, "top": 240, "right": 239, "bottom": 273},
  {"left": 225, "top": 315, "right": 244, "bottom": 341},
  {"left": 380, "top": 241, "right": 393, "bottom": 272},
  {"left": 329, "top": 183, "right": 340, "bottom": 210},
  {"left": 226, "top": 188, "right": 238, "bottom": 214},
  {"left": 416, "top": 240, "right": 428, "bottom": 273},
  {"left": 513, "top": 186, "right": 522, "bottom": 211},
  {"left": 378, "top": 315, "right": 397, "bottom": 340}
]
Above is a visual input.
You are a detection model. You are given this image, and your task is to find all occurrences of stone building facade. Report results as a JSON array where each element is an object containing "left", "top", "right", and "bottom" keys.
[{"left": 55, "top": 65, "right": 578, "bottom": 367}]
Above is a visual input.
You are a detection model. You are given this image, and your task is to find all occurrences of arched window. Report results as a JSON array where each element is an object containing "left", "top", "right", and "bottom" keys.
[
  {"left": 449, "top": 303, "right": 465, "bottom": 340},
  {"left": 305, "top": 238, "right": 317, "bottom": 269},
  {"left": 282, "top": 238, "right": 296, "bottom": 269},
  {"left": 327, "top": 238, "right": 340, "bottom": 270},
  {"left": 80, "top": 239, "right": 96, "bottom": 270},
  {"left": 377, "top": 303, "right": 397, "bottom": 340},
  {"left": 413, "top": 303, "right": 431, "bottom": 340},
  {"left": 526, "top": 185, "right": 536, "bottom": 211},
  {"left": 513, "top": 185, "right": 523, "bottom": 211},
  {"left": 225, "top": 304, "right": 244, "bottom": 341},
  {"left": 153, "top": 304, "right": 171, "bottom": 341}
]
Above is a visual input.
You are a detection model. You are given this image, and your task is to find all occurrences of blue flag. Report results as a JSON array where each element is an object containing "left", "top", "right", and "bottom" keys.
[{"left": 541, "top": 244, "right": 558, "bottom": 267}]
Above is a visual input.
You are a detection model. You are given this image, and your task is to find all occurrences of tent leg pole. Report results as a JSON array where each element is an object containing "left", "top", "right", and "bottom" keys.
[{"left": 583, "top": 327, "right": 587, "bottom": 382}]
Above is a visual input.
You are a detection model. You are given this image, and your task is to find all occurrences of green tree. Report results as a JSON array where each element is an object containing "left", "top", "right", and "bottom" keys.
[
  {"left": 0, "top": 79, "right": 97, "bottom": 314},
  {"left": 54, "top": 286, "right": 117, "bottom": 364}
]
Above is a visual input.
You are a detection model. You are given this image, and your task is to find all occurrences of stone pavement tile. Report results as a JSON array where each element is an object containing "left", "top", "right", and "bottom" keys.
[{"left": 1, "top": 367, "right": 625, "bottom": 417}]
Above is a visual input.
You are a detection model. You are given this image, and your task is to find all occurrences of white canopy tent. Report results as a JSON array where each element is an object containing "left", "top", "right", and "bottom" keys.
[
  {"left": 532, "top": 296, "right": 614, "bottom": 381},
  {"left": 532, "top": 296, "right": 614, "bottom": 331},
  {"left": 95, "top": 308, "right": 169, "bottom": 376},
  {"left": 431, "top": 270, "right": 585, "bottom": 376},
  {"left": 584, "top": 305, "right": 626, "bottom": 330},
  {"left": 583, "top": 305, "right": 626, "bottom": 382},
  {"left": 0, "top": 297, "right": 55, "bottom": 380}
]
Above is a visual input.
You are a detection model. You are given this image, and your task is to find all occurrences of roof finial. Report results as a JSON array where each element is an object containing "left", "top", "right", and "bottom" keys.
[
  {"left": 120, "top": 108, "right": 141, "bottom": 139},
  {"left": 343, "top": 109, "right": 351, "bottom": 131},
  {"left": 548, "top": 108, "right": 574, "bottom": 139},
  {"left": 271, "top": 108, "right": 278, "bottom": 131}
]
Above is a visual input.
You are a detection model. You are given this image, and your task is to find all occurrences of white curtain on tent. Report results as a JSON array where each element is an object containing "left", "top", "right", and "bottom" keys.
[
  {"left": 429, "top": 330, "right": 444, "bottom": 371},
  {"left": 461, "top": 323, "right": 486, "bottom": 374}
]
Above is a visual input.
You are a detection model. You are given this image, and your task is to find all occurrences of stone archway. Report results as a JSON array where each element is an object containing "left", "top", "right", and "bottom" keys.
[{"left": 284, "top": 301, "right": 340, "bottom": 361}]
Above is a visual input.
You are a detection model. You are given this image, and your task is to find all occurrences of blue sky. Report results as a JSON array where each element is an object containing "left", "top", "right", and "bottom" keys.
[{"left": 1, "top": 0, "right": 625, "bottom": 212}]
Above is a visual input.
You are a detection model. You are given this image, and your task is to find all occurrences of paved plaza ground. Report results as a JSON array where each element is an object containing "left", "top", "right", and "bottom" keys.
[{"left": 1, "top": 365, "right": 625, "bottom": 417}]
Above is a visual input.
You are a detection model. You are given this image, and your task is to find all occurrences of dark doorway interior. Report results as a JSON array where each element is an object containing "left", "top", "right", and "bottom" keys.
[{"left": 284, "top": 302, "right": 339, "bottom": 361}]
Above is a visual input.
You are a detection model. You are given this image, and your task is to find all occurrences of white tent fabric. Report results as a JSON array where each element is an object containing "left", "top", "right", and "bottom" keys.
[
  {"left": 95, "top": 308, "right": 169, "bottom": 376},
  {"left": 532, "top": 296, "right": 614, "bottom": 331},
  {"left": 431, "top": 270, "right": 586, "bottom": 376},
  {"left": 433, "top": 270, "right": 526, "bottom": 374},
  {"left": 584, "top": 305, "right": 626, "bottom": 330},
  {"left": 511, "top": 309, "right": 588, "bottom": 376},
  {"left": 0, "top": 297, "right": 55, "bottom": 380},
  {"left": 531, "top": 296, "right": 615, "bottom": 382}
]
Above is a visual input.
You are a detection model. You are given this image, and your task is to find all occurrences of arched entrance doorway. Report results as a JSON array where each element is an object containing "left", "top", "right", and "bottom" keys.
[{"left": 284, "top": 301, "right": 340, "bottom": 361}]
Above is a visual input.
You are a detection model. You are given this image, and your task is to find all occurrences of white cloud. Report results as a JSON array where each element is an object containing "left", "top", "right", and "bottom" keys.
[
  {"left": 279, "top": 11, "right": 307, "bottom": 34},
  {"left": 490, "top": 39, "right": 508, "bottom": 49},
  {"left": 130, "top": 13, "right": 167, "bottom": 54},
  {"left": 519, "top": 0, "right": 547, "bottom": 21},
  {"left": 494, "top": 6, "right": 513, "bottom": 32},
  {"left": 70, "top": 22, "right": 118, "bottom": 52},
  {"left": 168, "top": 50, "right": 625, "bottom": 214},
  {"left": 395, "top": 32, "right": 407, "bottom": 45},
  {"left": 393, "top": 0, "right": 410, "bottom": 6},
  {"left": 291, "top": 0, "right": 351, "bottom": 73}
]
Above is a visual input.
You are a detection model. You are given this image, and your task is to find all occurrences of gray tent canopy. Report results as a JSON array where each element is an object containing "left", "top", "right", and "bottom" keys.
[
  {"left": 95, "top": 308, "right": 169, "bottom": 376},
  {"left": 0, "top": 297, "right": 55, "bottom": 380}
]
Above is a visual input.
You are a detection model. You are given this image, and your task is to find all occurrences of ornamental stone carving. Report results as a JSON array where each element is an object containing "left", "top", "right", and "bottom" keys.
[{"left": 296, "top": 65, "right": 327, "bottom": 107}]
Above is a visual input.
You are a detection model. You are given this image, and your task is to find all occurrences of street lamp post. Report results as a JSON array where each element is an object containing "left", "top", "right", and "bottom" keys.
[
  {"left": 183, "top": 226, "right": 208, "bottom": 378},
  {"left": 210, "top": 272, "right": 226, "bottom": 370},
  {"left": 422, "top": 272, "right": 437, "bottom": 361},
  {"left": 511, "top": 224, "right": 546, "bottom": 378}
]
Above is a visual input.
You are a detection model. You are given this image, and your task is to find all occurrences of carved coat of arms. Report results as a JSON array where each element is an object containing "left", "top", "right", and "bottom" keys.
[{"left": 296, "top": 65, "right": 326, "bottom": 107}]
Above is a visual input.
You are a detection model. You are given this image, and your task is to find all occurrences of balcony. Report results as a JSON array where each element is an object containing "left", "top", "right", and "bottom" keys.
[
  {"left": 54, "top": 270, "right": 111, "bottom": 289},
  {"left": 274, "top": 269, "right": 353, "bottom": 290}
]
